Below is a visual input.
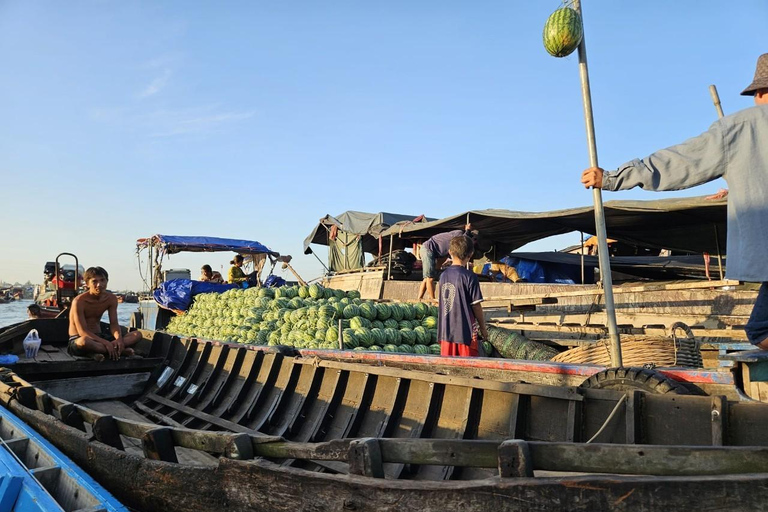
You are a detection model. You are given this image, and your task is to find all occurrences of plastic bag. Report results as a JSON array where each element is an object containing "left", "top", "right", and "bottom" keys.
[{"left": 23, "top": 329, "right": 42, "bottom": 359}]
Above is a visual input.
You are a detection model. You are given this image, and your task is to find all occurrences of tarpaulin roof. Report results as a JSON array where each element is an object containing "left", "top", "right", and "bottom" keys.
[
  {"left": 136, "top": 235, "right": 279, "bottom": 256},
  {"left": 379, "top": 195, "right": 727, "bottom": 255},
  {"left": 303, "top": 211, "right": 435, "bottom": 255}
]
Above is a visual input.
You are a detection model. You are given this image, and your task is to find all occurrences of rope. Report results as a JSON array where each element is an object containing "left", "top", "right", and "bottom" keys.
[{"left": 586, "top": 394, "right": 627, "bottom": 444}]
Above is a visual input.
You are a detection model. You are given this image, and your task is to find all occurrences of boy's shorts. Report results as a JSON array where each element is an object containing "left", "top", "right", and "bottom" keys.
[
  {"left": 67, "top": 330, "right": 115, "bottom": 357},
  {"left": 420, "top": 246, "right": 438, "bottom": 279}
]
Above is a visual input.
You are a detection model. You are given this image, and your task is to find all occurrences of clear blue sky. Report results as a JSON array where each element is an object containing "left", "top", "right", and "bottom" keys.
[{"left": 1, "top": 1, "right": 765, "bottom": 290}]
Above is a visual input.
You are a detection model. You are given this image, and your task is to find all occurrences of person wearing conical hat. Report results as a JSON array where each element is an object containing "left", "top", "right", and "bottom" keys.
[{"left": 581, "top": 53, "right": 768, "bottom": 349}]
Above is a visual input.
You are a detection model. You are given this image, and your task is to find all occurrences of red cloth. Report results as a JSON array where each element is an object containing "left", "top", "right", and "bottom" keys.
[{"left": 440, "top": 331, "right": 479, "bottom": 357}]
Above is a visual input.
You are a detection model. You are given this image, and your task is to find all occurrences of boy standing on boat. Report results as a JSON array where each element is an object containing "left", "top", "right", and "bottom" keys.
[
  {"left": 581, "top": 53, "right": 768, "bottom": 349},
  {"left": 68, "top": 266, "right": 142, "bottom": 361},
  {"left": 437, "top": 235, "right": 489, "bottom": 357}
]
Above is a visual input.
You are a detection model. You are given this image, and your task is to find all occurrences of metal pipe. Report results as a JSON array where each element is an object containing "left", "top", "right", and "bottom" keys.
[
  {"left": 387, "top": 234, "right": 394, "bottom": 280},
  {"left": 310, "top": 249, "right": 330, "bottom": 274},
  {"left": 574, "top": 0, "right": 622, "bottom": 367}
]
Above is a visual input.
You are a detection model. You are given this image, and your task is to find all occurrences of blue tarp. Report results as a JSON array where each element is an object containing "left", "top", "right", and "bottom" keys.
[
  {"left": 153, "top": 279, "right": 237, "bottom": 311},
  {"left": 137, "top": 235, "right": 278, "bottom": 256},
  {"left": 498, "top": 256, "right": 592, "bottom": 284}
]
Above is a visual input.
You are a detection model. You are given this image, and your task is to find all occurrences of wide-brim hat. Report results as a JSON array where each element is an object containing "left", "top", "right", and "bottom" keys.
[{"left": 741, "top": 53, "right": 768, "bottom": 96}]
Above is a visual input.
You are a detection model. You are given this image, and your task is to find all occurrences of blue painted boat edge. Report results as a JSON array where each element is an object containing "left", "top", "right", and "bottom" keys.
[
  {"left": 0, "top": 435, "right": 61, "bottom": 511},
  {"left": 0, "top": 405, "right": 128, "bottom": 512}
]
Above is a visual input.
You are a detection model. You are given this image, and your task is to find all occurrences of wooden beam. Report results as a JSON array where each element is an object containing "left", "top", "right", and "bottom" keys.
[
  {"left": 92, "top": 415, "right": 125, "bottom": 451},
  {"left": 146, "top": 392, "right": 265, "bottom": 436},
  {"left": 142, "top": 427, "right": 178, "bottom": 463},
  {"left": 35, "top": 373, "right": 150, "bottom": 402},
  {"left": 498, "top": 439, "right": 533, "bottom": 478},
  {"left": 348, "top": 438, "right": 384, "bottom": 478}
]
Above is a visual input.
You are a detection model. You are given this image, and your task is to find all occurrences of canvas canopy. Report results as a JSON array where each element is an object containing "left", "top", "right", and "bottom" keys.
[
  {"left": 379, "top": 195, "right": 727, "bottom": 256},
  {"left": 136, "top": 235, "right": 279, "bottom": 256},
  {"left": 303, "top": 211, "right": 434, "bottom": 256}
]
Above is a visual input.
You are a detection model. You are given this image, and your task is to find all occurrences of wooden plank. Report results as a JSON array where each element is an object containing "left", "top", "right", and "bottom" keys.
[
  {"left": 146, "top": 392, "right": 264, "bottom": 435},
  {"left": 348, "top": 438, "right": 384, "bottom": 478},
  {"left": 484, "top": 279, "right": 741, "bottom": 304},
  {"left": 142, "top": 427, "right": 178, "bottom": 462},
  {"left": 298, "top": 358, "right": 584, "bottom": 402},
  {"left": 92, "top": 415, "right": 124, "bottom": 450},
  {"left": 530, "top": 442, "right": 768, "bottom": 476},
  {"left": 35, "top": 373, "right": 150, "bottom": 402},
  {"left": 134, "top": 401, "right": 186, "bottom": 428},
  {"left": 626, "top": 391, "right": 640, "bottom": 444},
  {"left": 498, "top": 439, "right": 533, "bottom": 477},
  {"left": 711, "top": 395, "right": 727, "bottom": 446},
  {"left": 263, "top": 364, "right": 321, "bottom": 437}
]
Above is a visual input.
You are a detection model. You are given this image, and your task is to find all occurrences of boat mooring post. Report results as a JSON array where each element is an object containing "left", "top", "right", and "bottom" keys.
[{"left": 574, "top": 0, "right": 622, "bottom": 367}]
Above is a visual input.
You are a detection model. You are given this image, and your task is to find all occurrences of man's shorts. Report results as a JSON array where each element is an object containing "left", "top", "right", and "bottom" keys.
[
  {"left": 420, "top": 246, "right": 438, "bottom": 279},
  {"left": 67, "top": 330, "right": 115, "bottom": 357}
]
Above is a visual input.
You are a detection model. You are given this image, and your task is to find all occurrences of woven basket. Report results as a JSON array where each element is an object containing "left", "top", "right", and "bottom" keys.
[{"left": 551, "top": 330, "right": 702, "bottom": 368}]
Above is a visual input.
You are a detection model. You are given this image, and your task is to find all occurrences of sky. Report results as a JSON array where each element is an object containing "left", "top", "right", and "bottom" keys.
[{"left": 0, "top": 1, "right": 765, "bottom": 290}]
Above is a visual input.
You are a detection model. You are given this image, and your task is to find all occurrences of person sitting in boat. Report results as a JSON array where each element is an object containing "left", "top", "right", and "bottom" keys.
[
  {"left": 437, "top": 235, "right": 489, "bottom": 357},
  {"left": 68, "top": 266, "right": 142, "bottom": 361},
  {"left": 418, "top": 224, "right": 476, "bottom": 302},
  {"left": 228, "top": 255, "right": 248, "bottom": 284},
  {"left": 199, "top": 265, "right": 224, "bottom": 284}
]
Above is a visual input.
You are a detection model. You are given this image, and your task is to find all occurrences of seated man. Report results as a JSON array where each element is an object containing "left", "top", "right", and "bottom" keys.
[
  {"left": 199, "top": 264, "right": 224, "bottom": 283},
  {"left": 68, "top": 266, "right": 142, "bottom": 361}
]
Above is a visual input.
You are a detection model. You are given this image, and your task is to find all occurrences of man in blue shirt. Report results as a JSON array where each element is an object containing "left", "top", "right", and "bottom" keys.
[
  {"left": 417, "top": 223, "right": 472, "bottom": 302},
  {"left": 581, "top": 53, "right": 768, "bottom": 349}
]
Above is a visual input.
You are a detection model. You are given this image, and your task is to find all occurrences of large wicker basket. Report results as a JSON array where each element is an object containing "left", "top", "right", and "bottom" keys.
[{"left": 551, "top": 323, "right": 702, "bottom": 368}]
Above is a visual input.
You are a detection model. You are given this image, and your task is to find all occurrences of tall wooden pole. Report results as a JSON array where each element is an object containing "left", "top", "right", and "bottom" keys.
[
  {"left": 709, "top": 84, "right": 725, "bottom": 280},
  {"left": 573, "top": 0, "right": 622, "bottom": 366}
]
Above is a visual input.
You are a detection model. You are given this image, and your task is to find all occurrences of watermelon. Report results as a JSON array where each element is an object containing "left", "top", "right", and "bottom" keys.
[
  {"left": 390, "top": 304, "right": 404, "bottom": 321},
  {"left": 422, "top": 316, "right": 437, "bottom": 329},
  {"left": 413, "top": 344, "right": 429, "bottom": 355},
  {"left": 346, "top": 290, "right": 361, "bottom": 300},
  {"left": 353, "top": 346, "right": 367, "bottom": 351},
  {"left": 383, "top": 328, "right": 401, "bottom": 345},
  {"left": 343, "top": 304, "right": 361, "bottom": 319},
  {"left": 401, "top": 303, "right": 415, "bottom": 320},
  {"left": 383, "top": 318, "right": 398, "bottom": 329},
  {"left": 354, "top": 327, "right": 373, "bottom": 347},
  {"left": 413, "top": 326, "right": 429, "bottom": 345},
  {"left": 368, "top": 345, "right": 383, "bottom": 352},
  {"left": 482, "top": 341, "right": 493, "bottom": 357},
  {"left": 413, "top": 302, "right": 428, "bottom": 319},
  {"left": 397, "top": 320, "right": 412, "bottom": 330},
  {"left": 326, "top": 326, "right": 339, "bottom": 343},
  {"left": 399, "top": 328, "right": 416, "bottom": 345},
  {"left": 398, "top": 344, "right": 414, "bottom": 353},
  {"left": 342, "top": 329, "right": 359, "bottom": 349},
  {"left": 371, "top": 320, "right": 384, "bottom": 330},
  {"left": 543, "top": 7, "right": 583, "bottom": 58},
  {"left": 359, "top": 302, "right": 376, "bottom": 321},
  {"left": 370, "top": 328, "right": 385, "bottom": 346},
  {"left": 298, "top": 285, "right": 310, "bottom": 298},
  {"left": 375, "top": 303, "right": 391, "bottom": 320},
  {"left": 309, "top": 283, "right": 325, "bottom": 299},
  {"left": 429, "top": 344, "right": 441, "bottom": 355},
  {"left": 383, "top": 344, "right": 399, "bottom": 353}
]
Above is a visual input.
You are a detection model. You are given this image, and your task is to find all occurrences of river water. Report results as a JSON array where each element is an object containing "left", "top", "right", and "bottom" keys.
[{"left": 0, "top": 299, "right": 139, "bottom": 329}]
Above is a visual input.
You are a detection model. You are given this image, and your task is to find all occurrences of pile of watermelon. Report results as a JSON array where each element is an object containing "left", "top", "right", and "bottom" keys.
[
  {"left": 486, "top": 327, "right": 558, "bottom": 361},
  {"left": 165, "top": 283, "right": 442, "bottom": 355}
]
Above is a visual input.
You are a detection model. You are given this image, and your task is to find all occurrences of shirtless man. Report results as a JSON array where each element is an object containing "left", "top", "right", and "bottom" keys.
[{"left": 68, "top": 266, "right": 142, "bottom": 361}]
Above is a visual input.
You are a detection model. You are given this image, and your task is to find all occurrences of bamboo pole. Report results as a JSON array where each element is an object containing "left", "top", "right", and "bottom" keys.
[
  {"left": 709, "top": 84, "right": 726, "bottom": 280},
  {"left": 573, "top": 0, "right": 622, "bottom": 367}
]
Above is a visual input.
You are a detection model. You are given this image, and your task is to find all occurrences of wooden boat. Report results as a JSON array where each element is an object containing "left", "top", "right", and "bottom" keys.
[
  {"left": 4, "top": 319, "right": 768, "bottom": 510},
  {"left": 0, "top": 391, "right": 127, "bottom": 511}
]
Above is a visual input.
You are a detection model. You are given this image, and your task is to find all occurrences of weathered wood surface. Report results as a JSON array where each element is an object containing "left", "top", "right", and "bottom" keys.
[
  {"left": 35, "top": 373, "right": 150, "bottom": 402},
  {"left": 11, "top": 400, "right": 768, "bottom": 512}
]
